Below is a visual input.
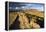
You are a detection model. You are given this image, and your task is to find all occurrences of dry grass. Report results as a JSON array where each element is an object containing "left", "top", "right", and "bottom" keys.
[{"left": 9, "top": 9, "right": 44, "bottom": 29}]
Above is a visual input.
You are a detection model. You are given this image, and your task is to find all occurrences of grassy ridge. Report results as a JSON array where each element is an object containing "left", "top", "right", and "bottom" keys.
[{"left": 9, "top": 9, "right": 44, "bottom": 29}]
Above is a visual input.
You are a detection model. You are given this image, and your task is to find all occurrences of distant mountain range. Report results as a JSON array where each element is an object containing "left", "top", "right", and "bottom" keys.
[{"left": 9, "top": 9, "right": 44, "bottom": 18}]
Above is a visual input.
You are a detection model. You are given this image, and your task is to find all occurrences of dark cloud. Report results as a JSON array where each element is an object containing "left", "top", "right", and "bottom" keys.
[
  {"left": 9, "top": 2, "right": 44, "bottom": 11},
  {"left": 9, "top": 2, "right": 26, "bottom": 7}
]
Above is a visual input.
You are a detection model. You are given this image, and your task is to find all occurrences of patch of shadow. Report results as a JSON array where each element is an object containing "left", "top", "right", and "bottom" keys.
[
  {"left": 36, "top": 17, "right": 44, "bottom": 28},
  {"left": 9, "top": 15, "right": 20, "bottom": 30}
]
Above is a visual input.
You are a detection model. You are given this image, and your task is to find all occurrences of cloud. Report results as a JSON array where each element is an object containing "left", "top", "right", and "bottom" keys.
[{"left": 9, "top": 3, "right": 44, "bottom": 11}]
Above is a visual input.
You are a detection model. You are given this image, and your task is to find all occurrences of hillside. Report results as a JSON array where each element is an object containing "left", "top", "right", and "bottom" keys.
[{"left": 9, "top": 9, "right": 44, "bottom": 29}]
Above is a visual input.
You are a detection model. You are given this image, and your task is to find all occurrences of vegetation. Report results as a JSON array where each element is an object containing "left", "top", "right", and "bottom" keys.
[{"left": 9, "top": 9, "right": 44, "bottom": 29}]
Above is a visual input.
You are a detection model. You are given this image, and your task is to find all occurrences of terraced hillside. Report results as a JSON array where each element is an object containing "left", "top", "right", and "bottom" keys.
[{"left": 9, "top": 9, "right": 44, "bottom": 29}]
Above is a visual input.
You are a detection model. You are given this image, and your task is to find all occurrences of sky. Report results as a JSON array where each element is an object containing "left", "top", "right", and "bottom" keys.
[{"left": 9, "top": 2, "right": 44, "bottom": 11}]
